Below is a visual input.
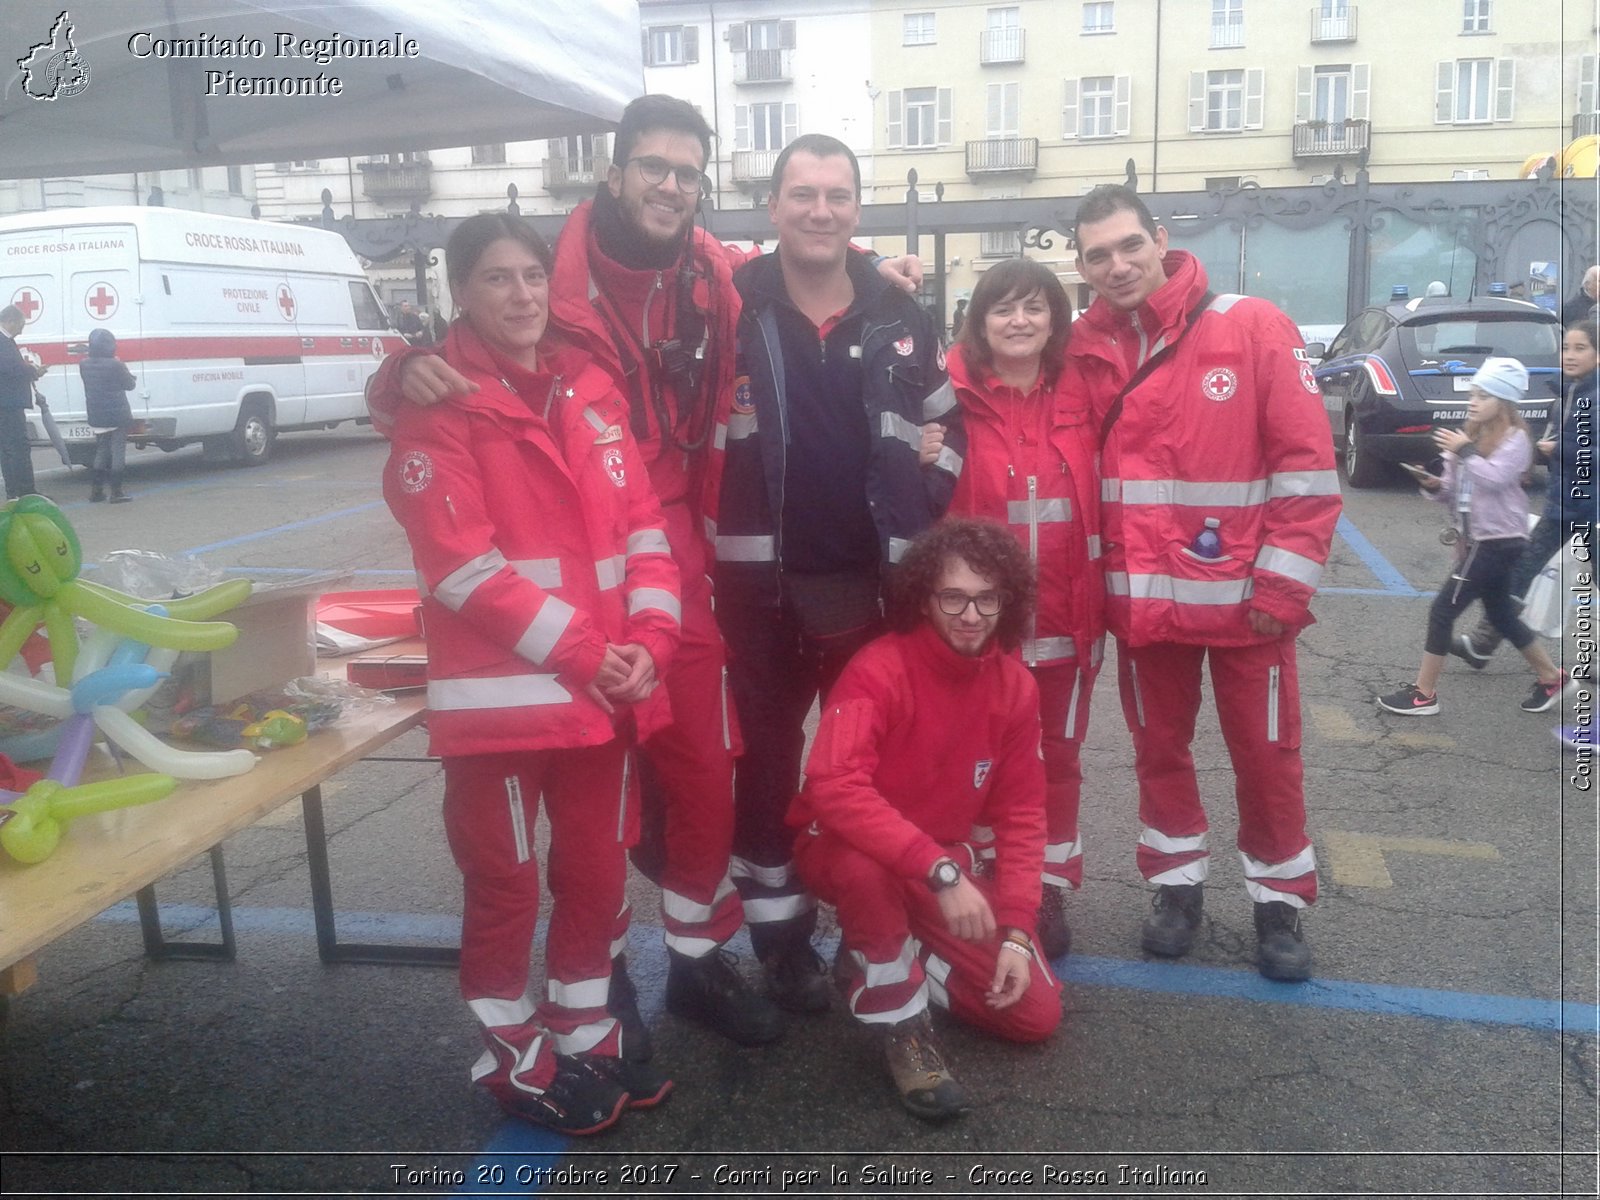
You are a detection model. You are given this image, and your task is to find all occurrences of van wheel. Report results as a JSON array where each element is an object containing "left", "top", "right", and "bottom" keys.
[{"left": 227, "top": 400, "right": 275, "bottom": 467}]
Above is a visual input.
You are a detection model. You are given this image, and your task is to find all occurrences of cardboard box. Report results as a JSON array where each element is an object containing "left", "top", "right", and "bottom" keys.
[{"left": 192, "top": 573, "right": 349, "bottom": 706}]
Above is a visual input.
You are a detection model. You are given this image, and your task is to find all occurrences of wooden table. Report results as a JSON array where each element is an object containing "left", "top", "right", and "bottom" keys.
[{"left": 0, "top": 688, "right": 455, "bottom": 999}]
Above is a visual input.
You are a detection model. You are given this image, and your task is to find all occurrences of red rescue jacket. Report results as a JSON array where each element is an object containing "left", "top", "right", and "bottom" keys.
[{"left": 382, "top": 322, "right": 680, "bottom": 757}]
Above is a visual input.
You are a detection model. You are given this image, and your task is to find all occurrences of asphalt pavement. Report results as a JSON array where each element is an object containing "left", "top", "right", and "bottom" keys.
[{"left": 0, "top": 430, "right": 1594, "bottom": 1198}]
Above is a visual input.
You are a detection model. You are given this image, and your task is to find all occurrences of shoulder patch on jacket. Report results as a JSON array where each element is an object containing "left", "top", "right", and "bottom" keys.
[
  {"left": 1201, "top": 367, "right": 1238, "bottom": 402},
  {"left": 396, "top": 450, "right": 434, "bottom": 494},
  {"left": 894, "top": 335, "right": 915, "bottom": 357}
]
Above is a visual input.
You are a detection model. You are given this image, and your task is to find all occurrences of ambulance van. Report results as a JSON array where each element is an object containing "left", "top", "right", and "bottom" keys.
[{"left": 0, "top": 207, "right": 395, "bottom": 467}]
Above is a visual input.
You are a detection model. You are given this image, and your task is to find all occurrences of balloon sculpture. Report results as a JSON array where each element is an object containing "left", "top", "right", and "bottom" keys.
[{"left": 0, "top": 497, "right": 259, "bottom": 861}]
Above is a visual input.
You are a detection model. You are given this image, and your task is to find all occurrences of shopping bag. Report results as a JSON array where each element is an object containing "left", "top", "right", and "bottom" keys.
[{"left": 1519, "top": 539, "right": 1570, "bottom": 639}]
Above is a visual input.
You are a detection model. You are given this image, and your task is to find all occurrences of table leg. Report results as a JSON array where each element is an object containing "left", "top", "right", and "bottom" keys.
[{"left": 134, "top": 845, "right": 238, "bottom": 962}]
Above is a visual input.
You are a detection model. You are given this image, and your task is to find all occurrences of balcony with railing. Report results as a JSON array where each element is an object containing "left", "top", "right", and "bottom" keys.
[
  {"left": 1574, "top": 111, "right": 1600, "bottom": 139},
  {"left": 1310, "top": 6, "right": 1357, "bottom": 41},
  {"left": 979, "top": 27, "right": 1025, "bottom": 65},
  {"left": 1291, "top": 118, "right": 1370, "bottom": 159},
  {"left": 1210, "top": 19, "right": 1245, "bottom": 48},
  {"left": 357, "top": 159, "right": 432, "bottom": 203},
  {"left": 965, "top": 137, "right": 1038, "bottom": 176},
  {"left": 542, "top": 154, "right": 611, "bottom": 192},
  {"left": 733, "top": 47, "right": 792, "bottom": 84},
  {"left": 732, "top": 149, "right": 781, "bottom": 187}
]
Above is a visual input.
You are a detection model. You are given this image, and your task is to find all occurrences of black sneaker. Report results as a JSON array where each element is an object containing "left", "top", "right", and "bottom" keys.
[
  {"left": 1448, "top": 632, "right": 1489, "bottom": 670},
  {"left": 607, "top": 954, "right": 653, "bottom": 1063},
  {"left": 500, "top": 1055, "right": 627, "bottom": 1135},
  {"left": 1376, "top": 684, "right": 1439, "bottom": 715},
  {"left": 761, "top": 940, "right": 832, "bottom": 1014},
  {"left": 666, "top": 948, "right": 785, "bottom": 1046},
  {"left": 1140, "top": 883, "right": 1203, "bottom": 958},
  {"left": 1035, "top": 887, "right": 1072, "bottom": 961},
  {"left": 576, "top": 1052, "right": 674, "bottom": 1109},
  {"left": 1520, "top": 671, "right": 1570, "bottom": 714},
  {"left": 1253, "top": 901, "right": 1313, "bottom": 983},
  {"left": 884, "top": 1010, "right": 970, "bottom": 1121}
]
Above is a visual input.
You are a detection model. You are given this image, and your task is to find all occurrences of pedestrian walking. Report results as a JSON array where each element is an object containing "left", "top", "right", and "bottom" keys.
[
  {"left": 0, "top": 305, "right": 42, "bottom": 500},
  {"left": 950, "top": 297, "right": 968, "bottom": 339},
  {"left": 1377, "top": 357, "right": 1568, "bottom": 718},
  {"left": 78, "top": 328, "right": 136, "bottom": 503}
]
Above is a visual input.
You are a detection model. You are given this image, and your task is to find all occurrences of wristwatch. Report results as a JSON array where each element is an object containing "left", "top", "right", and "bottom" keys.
[{"left": 927, "top": 858, "right": 962, "bottom": 893}]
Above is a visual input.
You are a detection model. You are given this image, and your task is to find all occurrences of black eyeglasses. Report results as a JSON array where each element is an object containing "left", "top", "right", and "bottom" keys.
[
  {"left": 935, "top": 590, "right": 1006, "bottom": 617},
  {"left": 627, "top": 156, "right": 705, "bottom": 193}
]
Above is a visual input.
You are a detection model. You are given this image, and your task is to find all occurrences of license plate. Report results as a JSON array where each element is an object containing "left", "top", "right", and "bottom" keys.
[
  {"left": 64, "top": 424, "right": 95, "bottom": 440},
  {"left": 1453, "top": 376, "right": 1474, "bottom": 391}
]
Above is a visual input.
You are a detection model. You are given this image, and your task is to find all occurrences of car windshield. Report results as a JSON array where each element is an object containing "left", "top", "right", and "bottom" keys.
[{"left": 1401, "top": 315, "right": 1560, "bottom": 367}]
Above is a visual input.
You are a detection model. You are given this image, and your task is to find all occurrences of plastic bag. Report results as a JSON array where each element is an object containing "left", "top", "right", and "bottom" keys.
[
  {"left": 94, "top": 549, "right": 228, "bottom": 600},
  {"left": 166, "top": 675, "right": 392, "bottom": 750}
]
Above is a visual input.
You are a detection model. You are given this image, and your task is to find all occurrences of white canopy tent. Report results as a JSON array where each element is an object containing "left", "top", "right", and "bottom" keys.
[{"left": 0, "top": 0, "right": 642, "bottom": 178}]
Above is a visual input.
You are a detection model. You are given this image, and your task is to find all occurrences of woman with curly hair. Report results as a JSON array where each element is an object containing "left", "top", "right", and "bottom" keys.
[
  {"left": 788, "top": 518, "right": 1061, "bottom": 1121},
  {"left": 944, "top": 257, "right": 1103, "bottom": 961}
]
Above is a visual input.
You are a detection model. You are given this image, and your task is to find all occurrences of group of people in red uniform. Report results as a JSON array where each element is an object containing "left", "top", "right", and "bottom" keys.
[{"left": 376, "top": 94, "right": 1340, "bottom": 1130}]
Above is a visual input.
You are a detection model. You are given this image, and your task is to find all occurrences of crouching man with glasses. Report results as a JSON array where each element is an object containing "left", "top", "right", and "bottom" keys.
[{"left": 788, "top": 518, "right": 1062, "bottom": 1121}]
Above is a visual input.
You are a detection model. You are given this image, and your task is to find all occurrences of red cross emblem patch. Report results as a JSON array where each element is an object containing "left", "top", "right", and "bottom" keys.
[
  {"left": 973, "top": 759, "right": 993, "bottom": 788},
  {"left": 894, "top": 335, "right": 915, "bottom": 356},
  {"left": 1201, "top": 367, "right": 1238, "bottom": 402},
  {"left": 732, "top": 375, "right": 753, "bottom": 415},
  {"left": 603, "top": 446, "right": 626, "bottom": 488},
  {"left": 397, "top": 450, "right": 433, "bottom": 494},
  {"left": 1299, "top": 362, "right": 1320, "bottom": 394}
]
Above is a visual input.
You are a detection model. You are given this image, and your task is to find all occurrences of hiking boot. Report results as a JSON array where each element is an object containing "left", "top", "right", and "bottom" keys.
[
  {"left": 1376, "top": 684, "right": 1439, "bottom": 716},
  {"left": 499, "top": 1054, "right": 627, "bottom": 1135},
  {"left": 761, "top": 939, "right": 832, "bottom": 1014},
  {"left": 1520, "top": 671, "right": 1570, "bottom": 714},
  {"left": 1448, "top": 632, "right": 1490, "bottom": 670},
  {"left": 1035, "top": 886, "right": 1072, "bottom": 961},
  {"left": 607, "top": 954, "right": 653, "bottom": 1063},
  {"left": 666, "top": 948, "right": 784, "bottom": 1046},
  {"left": 1253, "top": 901, "right": 1313, "bottom": 982},
  {"left": 576, "top": 1052, "right": 674, "bottom": 1109},
  {"left": 883, "top": 1009, "right": 970, "bottom": 1121},
  {"left": 1140, "top": 883, "right": 1203, "bottom": 958}
]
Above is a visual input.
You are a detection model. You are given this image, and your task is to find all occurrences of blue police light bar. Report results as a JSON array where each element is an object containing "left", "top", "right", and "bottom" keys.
[
  {"left": 1390, "top": 285, "right": 1409, "bottom": 300},
  {"left": 1487, "top": 282, "right": 1509, "bottom": 296}
]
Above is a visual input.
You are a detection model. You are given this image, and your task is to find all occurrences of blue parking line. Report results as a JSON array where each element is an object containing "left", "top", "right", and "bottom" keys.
[
  {"left": 181, "top": 500, "right": 388, "bottom": 556},
  {"left": 1335, "top": 513, "right": 1421, "bottom": 596}
]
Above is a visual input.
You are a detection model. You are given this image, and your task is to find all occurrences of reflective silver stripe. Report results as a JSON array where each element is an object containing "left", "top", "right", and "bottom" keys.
[
  {"left": 433, "top": 549, "right": 510, "bottom": 611},
  {"left": 468, "top": 992, "right": 536, "bottom": 1029},
  {"left": 1087, "top": 534, "right": 1103, "bottom": 560},
  {"left": 852, "top": 979, "right": 931, "bottom": 1024},
  {"left": 922, "top": 379, "right": 958, "bottom": 422},
  {"left": 506, "top": 776, "right": 530, "bottom": 864},
  {"left": 888, "top": 536, "right": 911, "bottom": 563},
  {"left": 1109, "top": 571, "right": 1254, "bottom": 605},
  {"left": 727, "top": 410, "right": 757, "bottom": 441},
  {"left": 581, "top": 406, "right": 609, "bottom": 433},
  {"left": 428, "top": 674, "right": 571, "bottom": 710},
  {"left": 1256, "top": 544, "right": 1325, "bottom": 589},
  {"left": 1043, "top": 837, "right": 1081, "bottom": 865},
  {"left": 1208, "top": 292, "right": 1246, "bottom": 314},
  {"left": 1063, "top": 667, "right": 1082, "bottom": 736},
  {"left": 1008, "top": 497, "right": 1071, "bottom": 524},
  {"left": 934, "top": 445, "right": 964, "bottom": 476},
  {"left": 1101, "top": 477, "right": 1121, "bottom": 502},
  {"left": 1266, "top": 664, "right": 1281, "bottom": 743},
  {"left": 414, "top": 568, "right": 430, "bottom": 598},
  {"left": 510, "top": 557, "right": 563, "bottom": 589},
  {"left": 721, "top": 666, "right": 732, "bottom": 751},
  {"left": 850, "top": 938, "right": 917, "bottom": 987},
  {"left": 713, "top": 422, "right": 728, "bottom": 450},
  {"left": 879, "top": 410, "right": 922, "bottom": 450},
  {"left": 662, "top": 877, "right": 738, "bottom": 925},
  {"left": 1120, "top": 478, "right": 1268, "bottom": 507},
  {"left": 514, "top": 594, "right": 576, "bottom": 664},
  {"left": 552, "top": 1017, "right": 615, "bottom": 1056},
  {"left": 616, "top": 750, "right": 631, "bottom": 843},
  {"left": 743, "top": 894, "right": 816, "bottom": 923},
  {"left": 595, "top": 554, "right": 624, "bottom": 590},
  {"left": 627, "top": 529, "right": 671, "bottom": 558},
  {"left": 1240, "top": 843, "right": 1317, "bottom": 880},
  {"left": 665, "top": 934, "right": 721, "bottom": 957},
  {"left": 730, "top": 855, "right": 791, "bottom": 889},
  {"left": 546, "top": 976, "right": 611, "bottom": 1010},
  {"left": 1129, "top": 658, "right": 1145, "bottom": 727},
  {"left": 1139, "top": 827, "right": 1208, "bottom": 855},
  {"left": 628, "top": 587, "right": 682, "bottom": 623},
  {"left": 1268, "top": 469, "right": 1342, "bottom": 498},
  {"left": 716, "top": 534, "right": 776, "bottom": 562},
  {"left": 704, "top": 515, "right": 718, "bottom": 541},
  {"left": 1028, "top": 635, "right": 1078, "bottom": 663},
  {"left": 1150, "top": 859, "right": 1210, "bottom": 886}
]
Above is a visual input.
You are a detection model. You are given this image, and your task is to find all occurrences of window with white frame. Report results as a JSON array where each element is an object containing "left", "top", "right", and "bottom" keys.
[
  {"left": 984, "top": 7, "right": 1023, "bottom": 61},
  {"left": 1461, "top": 0, "right": 1491, "bottom": 33},
  {"left": 1189, "top": 68, "right": 1263, "bottom": 131},
  {"left": 980, "top": 187, "right": 1023, "bottom": 257},
  {"left": 1083, "top": 2, "right": 1114, "bottom": 33},
  {"left": 986, "top": 82, "right": 1019, "bottom": 138},
  {"left": 644, "top": 25, "right": 698, "bottom": 65},
  {"left": 1064, "top": 75, "right": 1131, "bottom": 139},
  {"left": 1580, "top": 54, "right": 1598, "bottom": 115},
  {"left": 736, "top": 101, "right": 798, "bottom": 152},
  {"left": 1435, "top": 57, "right": 1513, "bottom": 122},
  {"left": 904, "top": 12, "right": 935, "bottom": 45},
  {"left": 888, "top": 87, "right": 953, "bottom": 148},
  {"left": 1211, "top": 0, "right": 1244, "bottom": 47},
  {"left": 471, "top": 144, "right": 507, "bottom": 165},
  {"left": 747, "top": 19, "right": 782, "bottom": 50}
]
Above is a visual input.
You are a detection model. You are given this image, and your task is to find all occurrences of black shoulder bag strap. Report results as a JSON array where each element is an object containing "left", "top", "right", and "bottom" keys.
[{"left": 1097, "top": 289, "right": 1216, "bottom": 446}]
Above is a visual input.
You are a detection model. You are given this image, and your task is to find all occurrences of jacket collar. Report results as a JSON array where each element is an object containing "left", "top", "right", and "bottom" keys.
[
  {"left": 735, "top": 246, "right": 892, "bottom": 319},
  {"left": 1074, "top": 249, "right": 1210, "bottom": 351},
  {"left": 905, "top": 618, "right": 999, "bottom": 683}
]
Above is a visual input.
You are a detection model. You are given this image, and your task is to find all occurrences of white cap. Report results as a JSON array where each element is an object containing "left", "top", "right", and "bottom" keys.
[{"left": 1469, "top": 356, "right": 1528, "bottom": 403}]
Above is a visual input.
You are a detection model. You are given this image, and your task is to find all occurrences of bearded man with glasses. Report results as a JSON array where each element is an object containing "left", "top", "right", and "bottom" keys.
[{"left": 788, "top": 518, "right": 1061, "bottom": 1121}]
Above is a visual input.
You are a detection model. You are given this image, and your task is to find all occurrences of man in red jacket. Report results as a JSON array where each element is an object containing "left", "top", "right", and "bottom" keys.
[
  {"left": 791, "top": 519, "right": 1062, "bottom": 1121},
  {"left": 1066, "top": 185, "right": 1341, "bottom": 983}
]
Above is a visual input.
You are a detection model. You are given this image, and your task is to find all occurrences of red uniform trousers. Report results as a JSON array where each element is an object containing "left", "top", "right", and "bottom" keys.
[
  {"left": 795, "top": 833, "right": 1062, "bottom": 1043},
  {"left": 443, "top": 742, "right": 635, "bottom": 1104},
  {"left": 634, "top": 508, "right": 745, "bottom": 957},
  {"left": 1115, "top": 637, "right": 1318, "bottom": 907}
]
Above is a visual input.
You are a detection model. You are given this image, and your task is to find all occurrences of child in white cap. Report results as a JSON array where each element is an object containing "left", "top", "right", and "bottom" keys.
[{"left": 1377, "top": 356, "right": 1568, "bottom": 716}]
